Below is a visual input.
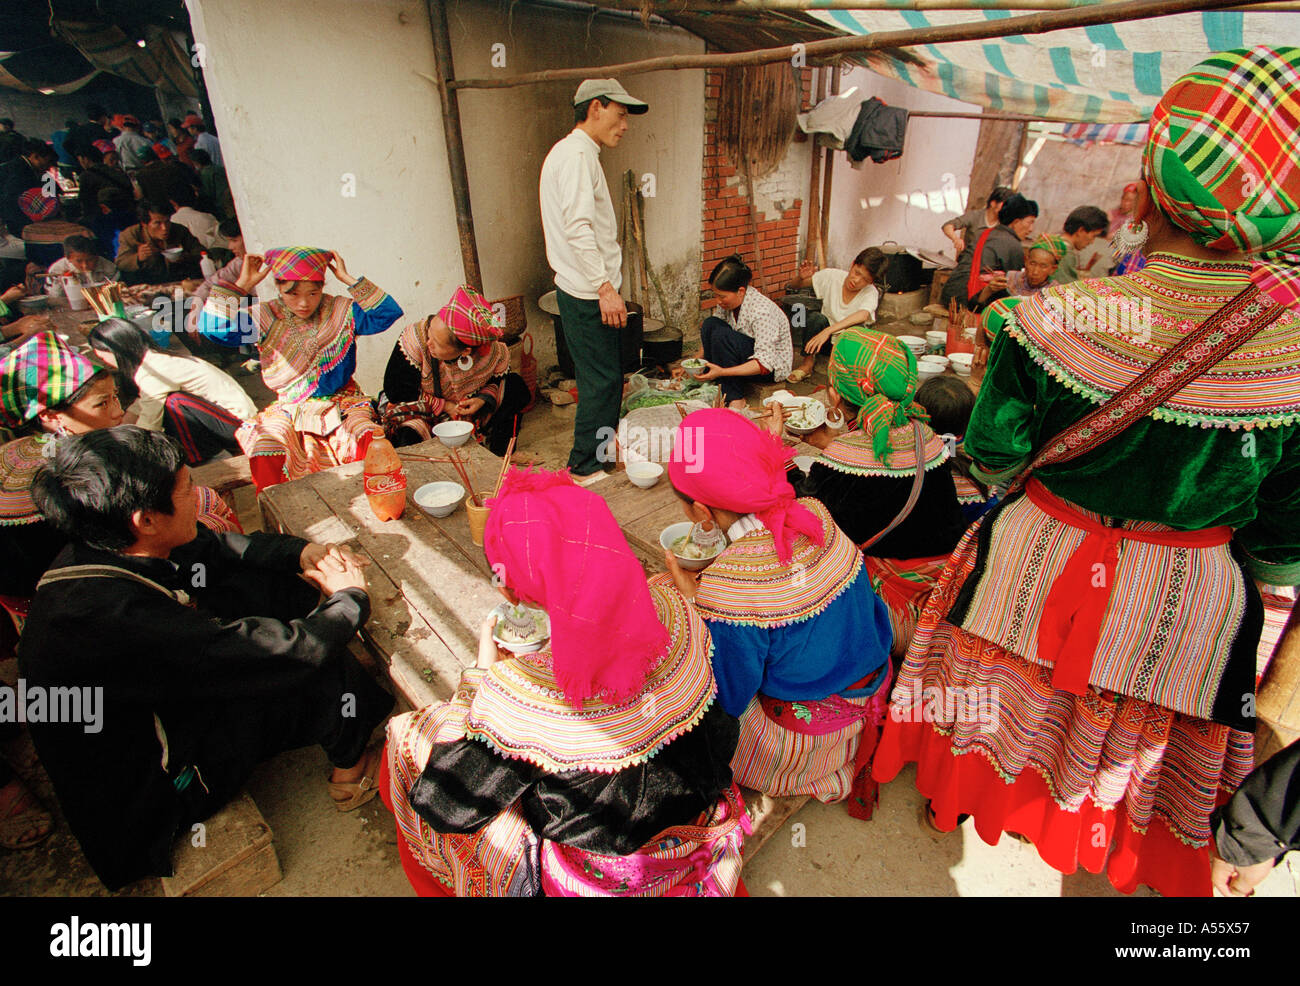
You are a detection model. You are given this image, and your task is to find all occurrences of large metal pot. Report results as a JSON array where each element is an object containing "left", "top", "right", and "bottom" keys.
[{"left": 876, "top": 241, "right": 924, "bottom": 294}]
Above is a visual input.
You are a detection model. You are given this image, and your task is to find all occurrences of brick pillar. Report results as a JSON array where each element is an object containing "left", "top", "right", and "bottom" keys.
[{"left": 699, "top": 66, "right": 813, "bottom": 314}]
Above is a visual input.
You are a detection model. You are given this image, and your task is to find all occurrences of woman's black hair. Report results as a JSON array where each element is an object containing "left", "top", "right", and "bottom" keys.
[
  {"left": 915, "top": 375, "right": 986, "bottom": 497},
  {"left": 986, "top": 185, "right": 1014, "bottom": 207},
  {"left": 87, "top": 317, "right": 164, "bottom": 407},
  {"left": 850, "top": 246, "right": 890, "bottom": 301},
  {"left": 28, "top": 368, "right": 112, "bottom": 435},
  {"left": 997, "top": 194, "right": 1039, "bottom": 226},
  {"left": 32, "top": 425, "right": 184, "bottom": 552},
  {"left": 709, "top": 254, "right": 753, "bottom": 292}
]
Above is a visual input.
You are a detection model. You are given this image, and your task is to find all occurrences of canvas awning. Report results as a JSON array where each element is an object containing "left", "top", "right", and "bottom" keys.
[{"left": 805, "top": 8, "right": 1292, "bottom": 121}]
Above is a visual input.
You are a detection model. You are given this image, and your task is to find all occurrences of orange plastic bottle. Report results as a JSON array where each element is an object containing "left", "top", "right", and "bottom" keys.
[{"left": 363, "top": 436, "right": 407, "bottom": 521}]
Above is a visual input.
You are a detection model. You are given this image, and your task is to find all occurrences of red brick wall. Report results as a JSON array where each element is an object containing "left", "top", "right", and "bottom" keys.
[{"left": 699, "top": 66, "right": 813, "bottom": 312}]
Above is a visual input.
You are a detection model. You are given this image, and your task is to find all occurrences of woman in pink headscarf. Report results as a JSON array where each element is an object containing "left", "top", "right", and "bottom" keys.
[
  {"left": 378, "top": 284, "right": 530, "bottom": 456},
  {"left": 381, "top": 467, "right": 745, "bottom": 897},
  {"left": 665, "top": 407, "right": 893, "bottom": 816}
]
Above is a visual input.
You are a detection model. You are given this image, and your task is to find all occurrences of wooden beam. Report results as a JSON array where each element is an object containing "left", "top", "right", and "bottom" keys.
[
  {"left": 819, "top": 64, "right": 838, "bottom": 265},
  {"left": 594, "top": 0, "right": 1299, "bottom": 10},
  {"left": 909, "top": 110, "right": 1148, "bottom": 123},
  {"left": 426, "top": 0, "right": 483, "bottom": 290},
  {"left": 449, "top": 0, "right": 1263, "bottom": 91}
]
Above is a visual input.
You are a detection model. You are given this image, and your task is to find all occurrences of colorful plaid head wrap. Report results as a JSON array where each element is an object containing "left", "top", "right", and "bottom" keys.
[
  {"left": 265, "top": 246, "right": 331, "bottom": 283},
  {"left": 1030, "top": 234, "right": 1068, "bottom": 262},
  {"left": 668, "top": 408, "right": 824, "bottom": 566},
  {"left": 438, "top": 285, "right": 503, "bottom": 347},
  {"left": 0, "top": 332, "right": 100, "bottom": 429},
  {"left": 18, "top": 187, "right": 57, "bottom": 223},
  {"left": 1143, "top": 46, "right": 1300, "bottom": 254},
  {"left": 827, "top": 328, "right": 930, "bottom": 464},
  {"left": 483, "top": 468, "right": 670, "bottom": 704}
]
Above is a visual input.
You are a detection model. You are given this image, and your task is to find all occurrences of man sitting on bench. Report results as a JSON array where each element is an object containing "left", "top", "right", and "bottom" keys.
[{"left": 17, "top": 426, "right": 393, "bottom": 890}]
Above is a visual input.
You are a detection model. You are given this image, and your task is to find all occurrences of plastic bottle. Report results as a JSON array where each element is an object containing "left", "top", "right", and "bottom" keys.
[
  {"left": 199, "top": 251, "right": 217, "bottom": 279},
  {"left": 363, "top": 436, "right": 407, "bottom": 521}
]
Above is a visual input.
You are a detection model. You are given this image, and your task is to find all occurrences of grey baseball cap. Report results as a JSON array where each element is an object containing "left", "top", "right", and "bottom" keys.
[{"left": 573, "top": 78, "right": 648, "bottom": 114}]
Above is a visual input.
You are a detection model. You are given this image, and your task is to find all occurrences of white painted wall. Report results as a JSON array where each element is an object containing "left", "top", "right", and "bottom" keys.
[
  {"left": 186, "top": 0, "right": 704, "bottom": 392},
  {"left": 822, "top": 68, "right": 982, "bottom": 268}
]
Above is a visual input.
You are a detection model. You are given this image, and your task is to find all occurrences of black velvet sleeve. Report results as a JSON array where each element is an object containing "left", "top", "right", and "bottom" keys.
[
  {"left": 0, "top": 520, "right": 67, "bottom": 598},
  {"left": 1212, "top": 739, "right": 1300, "bottom": 866},
  {"left": 795, "top": 461, "right": 968, "bottom": 558},
  {"left": 408, "top": 703, "right": 740, "bottom": 856},
  {"left": 382, "top": 340, "right": 424, "bottom": 404}
]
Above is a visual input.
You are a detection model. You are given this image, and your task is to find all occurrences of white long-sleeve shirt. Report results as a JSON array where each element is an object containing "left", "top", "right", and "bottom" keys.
[
  {"left": 539, "top": 129, "right": 622, "bottom": 300},
  {"left": 129, "top": 349, "right": 257, "bottom": 432}
]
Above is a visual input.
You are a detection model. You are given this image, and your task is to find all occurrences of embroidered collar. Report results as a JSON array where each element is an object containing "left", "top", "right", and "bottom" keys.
[
  {"left": 694, "top": 498, "right": 863, "bottom": 628},
  {"left": 463, "top": 583, "right": 716, "bottom": 774},
  {"left": 0, "top": 434, "right": 50, "bottom": 526},
  {"left": 815, "top": 425, "right": 949, "bottom": 478},
  {"left": 1005, "top": 253, "right": 1300, "bottom": 429},
  {"left": 726, "top": 513, "right": 765, "bottom": 541}
]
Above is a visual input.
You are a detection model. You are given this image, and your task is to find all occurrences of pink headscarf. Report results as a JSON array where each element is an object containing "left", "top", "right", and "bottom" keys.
[
  {"left": 483, "top": 468, "right": 670, "bottom": 704},
  {"left": 667, "top": 408, "right": 823, "bottom": 565}
]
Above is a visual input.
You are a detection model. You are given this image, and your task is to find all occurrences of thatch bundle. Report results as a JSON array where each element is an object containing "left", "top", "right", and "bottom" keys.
[{"left": 716, "top": 63, "right": 799, "bottom": 179}]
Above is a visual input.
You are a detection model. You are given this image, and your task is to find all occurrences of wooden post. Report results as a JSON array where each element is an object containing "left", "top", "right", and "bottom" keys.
[
  {"left": 448, "top": 0, "right": 1256, "bottom": 91},
  {"left": 426, "top": 0, "right": 483, "bottom": 291},
  {"left": 819, "top": 63, "right": 839, "bottom": 266},
  {"left": 805, "top": 66, "right": 828, "bottom": 269}
]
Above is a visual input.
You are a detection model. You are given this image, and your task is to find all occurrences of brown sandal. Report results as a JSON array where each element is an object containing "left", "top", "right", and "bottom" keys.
[
  {"left": 0, "top": 777, "right": 54, "bottom": 850},
  {"left": 328, "top": 745, "right": 384, "bottom": 812}
]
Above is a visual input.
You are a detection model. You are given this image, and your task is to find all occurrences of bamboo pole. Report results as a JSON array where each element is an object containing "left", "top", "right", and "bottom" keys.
[
  {"left": 819, "top": 63, "right": 839, "bottom": 266},
  {"left": 908, "top": 110, "right": 1148, "bottom": 123},
  {"left": 804, "top": 66, "right": 828, "bottom": 269},
  {"left": 448, "top": 0, "right": 1263, "bottom": 91},
  {"left": 425, "top": 0, "right": 483, "bottom": 290},
  {"left": 591, "top": 0, "right": 1298, "bottom": 10}
]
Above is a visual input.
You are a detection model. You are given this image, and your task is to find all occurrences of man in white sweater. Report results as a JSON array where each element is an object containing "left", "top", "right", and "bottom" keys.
[{"left": 539, "top": 78, "right": 646, "bottom": 476}]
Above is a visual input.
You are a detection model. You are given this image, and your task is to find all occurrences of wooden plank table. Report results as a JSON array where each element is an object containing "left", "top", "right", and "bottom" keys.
[{"left": 260, "top": 434, "right": 821, "bottom": 852}]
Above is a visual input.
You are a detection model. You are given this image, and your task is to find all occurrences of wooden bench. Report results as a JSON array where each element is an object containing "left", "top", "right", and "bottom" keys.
[{"left": 160, "top": 791, "right": 281, "bottom": 897}]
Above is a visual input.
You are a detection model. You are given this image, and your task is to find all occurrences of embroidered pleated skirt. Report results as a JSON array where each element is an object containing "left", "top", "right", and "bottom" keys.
[{"left": 873, "top": 491, "right": 1257, "bottom": 897}]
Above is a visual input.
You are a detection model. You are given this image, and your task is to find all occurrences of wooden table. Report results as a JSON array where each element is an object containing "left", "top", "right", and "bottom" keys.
[{"left": 259, "top": 433, "right": 818, "bottom": 709}]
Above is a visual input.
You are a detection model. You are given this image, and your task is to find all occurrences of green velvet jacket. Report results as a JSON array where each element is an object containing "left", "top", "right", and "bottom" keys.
[{"left": 966, "top": 256, "right": 1300, "bottom": 585}]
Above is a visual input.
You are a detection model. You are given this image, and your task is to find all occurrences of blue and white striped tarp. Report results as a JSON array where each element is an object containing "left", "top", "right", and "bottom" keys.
[{"left": 809, "top": 9, "right": 1300, "bottom": 122}]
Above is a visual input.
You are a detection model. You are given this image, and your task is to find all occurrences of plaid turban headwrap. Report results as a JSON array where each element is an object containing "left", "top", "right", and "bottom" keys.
[
  {"left": 0, "top": 332, "right": 100, "bottom": 428},
  {"left": 1144, "top": 46, "right": 1300, "bottom": 254},
  {"left": 1030, "top": 234, "right": 1069, "bottom": 262},
  {"left": 827, "top": 328, "right": 930, "bottom": 464},
  {"left": 264, "top": 246, "right": 331, "bottom": 283},
  {"left": 438, "top": 285, "right": 503, "bottom": 347},
  {"left": 19, "top": 187, "right": 57, "bottom": 222}
]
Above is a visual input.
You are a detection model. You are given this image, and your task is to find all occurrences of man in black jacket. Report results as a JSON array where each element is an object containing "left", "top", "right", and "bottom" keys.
[
  {"left": 0, "top": 139, "right": 58, "bottom": 236},
  {"left": 1211, "top": 739, "right": 1300, "bottom": 897},
  {"left": 16, "top": 426, "right": 393, "bottom": 890}
]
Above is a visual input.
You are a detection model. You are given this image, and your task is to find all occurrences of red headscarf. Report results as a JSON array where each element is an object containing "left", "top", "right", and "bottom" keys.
[
  {"left": 438, "top": 285, "right": 503, "bottom": 348},
  {"left": 483, "top": 468, "right": 670, "bottom": 704},
  {"left": 667, "top": 408, "right": 823, "bottom": 565}
]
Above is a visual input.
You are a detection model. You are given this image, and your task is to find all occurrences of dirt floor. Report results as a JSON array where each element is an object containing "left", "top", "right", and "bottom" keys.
[{"left": 3, "top": 316, "right": 1297, "bottom": 897}]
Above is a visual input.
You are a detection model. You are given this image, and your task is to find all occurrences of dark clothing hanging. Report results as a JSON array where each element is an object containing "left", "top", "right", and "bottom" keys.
[
  {"left": 408, "top": 703, "right": 739, "bottom": 857},
  {"left": 1212, "top": 738, "right": 1300, "bottom": 866},
  {"left": 845, "top": 97, "right": 909, "bottom": 164},
  {"left": 793, "top": 460, "right": 968, "bottom": 558},
  {"left": 18, "top": 527, "right": 392, "bottom": 890}
]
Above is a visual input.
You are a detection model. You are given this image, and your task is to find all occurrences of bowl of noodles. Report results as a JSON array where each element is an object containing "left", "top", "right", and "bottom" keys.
[{"left": 660, "top": 521, "right": 726, "bottom": 572}]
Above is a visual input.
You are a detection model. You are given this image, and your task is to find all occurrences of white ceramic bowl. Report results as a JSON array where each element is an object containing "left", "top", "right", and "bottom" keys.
[
  {"left": 917, "top": 366, "right": 943, "bottom": 382},
  {"left": 626, "top": 461, "right": 664, "bottom": 489},
  {"left": 162, "top": 247, "right": 184, "bottom": 260},
  {"left": 949, "top": 352, "right": 974, "bottom": 376},
  {"left": 897, "top": 334, "right": 927, "bottom": 354},
  {"left": 925, "top": 329, "right": 946, "bottom": 350},
  {"left": 793, "top": 454, "right": 815, "bottom": 473},
  {"left": 413, "top": 481, "right": 465, "bottom": 518},
  {"left": 660, "top": 521, "right": 725, "bottom": 572},
  {"left": 491, "top": 602, "right": 551, "bottom": 655},
  {"left": 780, "top": 396, "right": 827, "bottom": 435},
  {"left": 680, "top": 358, "right": 708, "bottom": 378},
  {"left": 919, "top": 355, "right": 950, "bottom": 371},
  {"left": 433, "top": 420, "right": 473, "bottom": 447}
]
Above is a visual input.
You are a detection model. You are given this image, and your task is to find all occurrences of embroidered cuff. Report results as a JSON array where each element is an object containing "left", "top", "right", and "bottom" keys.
[
  {"left": 1240, "top": 551, "right": 1300, "bottom": 586},
  {"left": 971, "top": 456, "right": 1028, "bottom": 486},
  {"left": 348, "top": 276, "right": 386, "bottom": 310}
]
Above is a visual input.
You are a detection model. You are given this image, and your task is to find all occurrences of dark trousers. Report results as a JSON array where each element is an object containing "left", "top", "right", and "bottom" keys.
[
  {"left": 176, "top": 573, "right": 393, "bottom": 825},
  {"left": 558, "top": 289, "right": 622, "bottom": 474},
  {"left": 700, "top": 316, "right": 773, "bottom": 403},
  {"left": 486, "top": 373, "right": 530, "bottom": 456},
  {"left": 162, "top": 391, "right": 244, "bottom": 465}
]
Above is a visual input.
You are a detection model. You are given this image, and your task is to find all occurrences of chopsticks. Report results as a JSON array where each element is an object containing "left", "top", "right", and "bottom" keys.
[
  {"left": 82, "top": 282, "right": 128, "bottom": 319},
  {"left": 491, "top": 435, "right": 516, "bottom": 500}
]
